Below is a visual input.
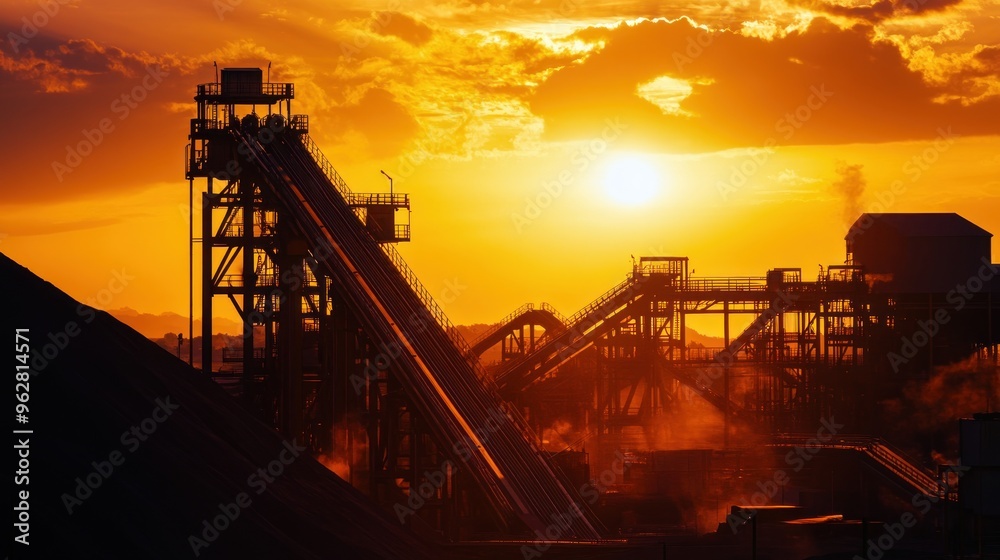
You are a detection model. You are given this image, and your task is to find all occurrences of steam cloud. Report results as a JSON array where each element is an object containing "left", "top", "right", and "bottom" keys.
[{"left": 832, "top": 161, "right": 867, "bottom": 226}]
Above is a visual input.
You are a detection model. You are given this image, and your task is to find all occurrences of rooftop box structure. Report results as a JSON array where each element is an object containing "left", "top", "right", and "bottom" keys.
[
  {"left": 846, "top": 213, "right": 993, "bottom": 293},
  {"left": 221, "top": 68, "right": 262, "bottom": 97}
]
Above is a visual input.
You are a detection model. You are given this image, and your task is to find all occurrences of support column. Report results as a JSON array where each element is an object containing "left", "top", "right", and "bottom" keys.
[
  {"left": 201, "top": 188, "right": 214, "bottom": 374},
  {"left": 278, "top": 229, "right": 305, "bottom": 441}
]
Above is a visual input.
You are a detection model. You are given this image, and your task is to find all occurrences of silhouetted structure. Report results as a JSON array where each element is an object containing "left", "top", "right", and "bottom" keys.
[
  {"left": 958, "top": 412, "right": 1000, "bottom": 556},
  {"left": 186, "top": 69, "right": 998, "bottom": 542},
  {"left": 187, "top": 67, "right": 600, "bottom": 539},
  {"left": 848, "top": 212, "right": 992, "bottom": 293}
]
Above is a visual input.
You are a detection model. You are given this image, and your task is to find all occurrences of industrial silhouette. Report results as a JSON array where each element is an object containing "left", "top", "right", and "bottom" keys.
[{"left": 11, "top": 67, "right": 997, "bottom": 559}]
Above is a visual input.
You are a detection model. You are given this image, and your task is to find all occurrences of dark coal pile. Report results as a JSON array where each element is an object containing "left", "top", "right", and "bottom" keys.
[{"left": 5, "top": 252, "right": 441, "bottom": 559}]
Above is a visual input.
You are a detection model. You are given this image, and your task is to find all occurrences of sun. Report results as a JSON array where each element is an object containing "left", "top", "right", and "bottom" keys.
[{"left": 602, "top": 154, "right": 663, "bottom": 206}]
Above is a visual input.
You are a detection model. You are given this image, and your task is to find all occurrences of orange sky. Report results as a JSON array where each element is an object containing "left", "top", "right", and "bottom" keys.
[{"left": 1, "top": 0, "right": 999, "bottom": 329}]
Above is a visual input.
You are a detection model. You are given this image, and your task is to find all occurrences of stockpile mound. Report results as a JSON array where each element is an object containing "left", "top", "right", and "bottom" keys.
[{"left": 5, "top": 252, "right": 441, "bottom": 559}]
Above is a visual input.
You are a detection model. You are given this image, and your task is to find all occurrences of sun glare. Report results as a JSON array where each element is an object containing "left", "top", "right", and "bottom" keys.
[{"left": 602, "top": 154, "right": 663, "bottom": 206}]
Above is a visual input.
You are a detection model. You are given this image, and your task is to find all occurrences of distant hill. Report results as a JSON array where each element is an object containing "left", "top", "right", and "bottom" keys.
[
  {"left": 134, "top": 311, "right": 727, "bottom": 365},
  {"left": 108, "top": 307, "right": 242, "bottom": 339}
]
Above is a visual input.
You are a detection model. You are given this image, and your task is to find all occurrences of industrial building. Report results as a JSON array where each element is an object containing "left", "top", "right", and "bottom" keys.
[{"left": 183, "top": 68, "right": 999, "bottom": 555}]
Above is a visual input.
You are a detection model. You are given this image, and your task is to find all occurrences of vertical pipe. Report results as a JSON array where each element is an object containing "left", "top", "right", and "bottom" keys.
[
  {"left": 242, "top": 179, "right": 254, "bottom": 378},
  {"left": 201, "top": 187, "right": 214, "bottom": 375},
  {"left": 862, "top": 517, "right": 868, "bottom": 557},
  {"left": 724, "top": 301, "right": 730, "bottom": 449},
  {"left": 189, "top": 178, "right": 194, "bottom": 366}
]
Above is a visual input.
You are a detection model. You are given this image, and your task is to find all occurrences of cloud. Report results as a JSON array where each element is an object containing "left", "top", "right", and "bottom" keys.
[
  {"left": 330, "top": 87, "right": 421, "bottom": 158},
  {"left": 529, "top": 17, "right": 1000, "bottom": 151},
  {"left": 790, "top": 0, "right": 965, "bottom": 23},
  {"left": 1, "top": 37, "right": 182, "bottom": 92},
  {"left": 0, "top": 35, "right": 281, "bottom": 204},
  {"left": 376, "top": 12, "right": 434, "bottom": 45}
]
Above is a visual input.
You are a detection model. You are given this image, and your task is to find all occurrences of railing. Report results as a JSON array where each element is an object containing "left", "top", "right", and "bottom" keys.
[
  {"left": 469, "top": 304, "right": 536, "bottom": 349},
  {"left": 563, "top": 275, "right": 638, "bottom": 332},
  {"left": 221, "top": 347, "right": 266, "bottom": 362},
  {"left": 190, "top": 118, "right": 228, "bottom": 134},
  {"left": 346, "top": 193, "right": 410, "bottom": 207},
  {"left": 187, "top": 148, "right": 207, "bottom": 175},
  {"left": 540, "top": 302, "right": 569, "bottom": 325},
  {"left": 296, "top": 133, "right": 353, "bottom": 200},
  {"left": 393, "top": 224, "right": 411, "bottom": 242},
  {"left": 378, "top": 242, "right": 478, "bottom": 358},
  {"left": 292, "top": 132, "right": 483, "bottom": 365},
  {"left": 492, "top": 276, "right": 641, "bottom": 386},
  {"left": 289, "top": 114, "right": 308, "bottom": 132},
  {"left": 196, "top": 82, "right": 294, "bottom": 98},
  {"left": 867, "top": 439, "right": 940, "bottom": 497},
  {"left": 768, "top": 434, "right": 942, "bottom": 498},
  {"left": 685, "top": 277, "right": 768, "bottom": 292}
]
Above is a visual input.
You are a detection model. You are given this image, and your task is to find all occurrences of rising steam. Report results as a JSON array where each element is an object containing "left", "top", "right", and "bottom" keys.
[{"left": 831, "top": 161, "right": 867, "bottom": 225}]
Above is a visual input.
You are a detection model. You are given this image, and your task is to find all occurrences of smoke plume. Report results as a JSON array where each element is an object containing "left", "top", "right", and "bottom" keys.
[{"left": 832, "top": 161, "right": 867, "bottom": 226}]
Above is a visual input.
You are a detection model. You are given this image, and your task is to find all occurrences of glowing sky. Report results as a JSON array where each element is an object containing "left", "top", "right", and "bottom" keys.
[{"left": 1, "top": 0, "right": 998, "bottom": 328}]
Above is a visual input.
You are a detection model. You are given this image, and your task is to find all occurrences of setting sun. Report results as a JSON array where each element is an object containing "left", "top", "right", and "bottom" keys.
[{"left": 603, "top": 154, "right": 663, "bottom": 206}]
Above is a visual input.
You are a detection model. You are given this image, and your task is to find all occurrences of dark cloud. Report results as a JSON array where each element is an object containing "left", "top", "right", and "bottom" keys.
[
  {"left": 530, "top": 17, "right": 1000, "bottom": 151},
  {"left": 376, "top": 12, "right": 434, "bottom": 46},
  {"left": 791, "top": 0, "right": 965, "bottom": 23},
  {"left": 330, "top": 87, "right": 421, "bottom": 158}
]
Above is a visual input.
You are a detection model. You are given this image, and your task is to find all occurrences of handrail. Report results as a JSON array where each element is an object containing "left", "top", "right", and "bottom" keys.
[
  {"left": 563, "top": 275, "right": 638, "bottom": 331},
  {"left": 379, "top": 242, "right": 477, "bottom": 356},
  {"left": 346, "top": 192, "right": 410, "bottom": 207},
  {"left": 540, "top": 302, "right": 569, "bottom": 326},
  {"left": 291, "top": 133, "right": 491, "bottom": 378},
  {"left": 685, "top": 277, "right": 768, "bottom": 292},
  {"left": 469, "top": 303, "right": 536, "bottom": 349},
  {"left": 867, "top": 439, "right": 938, "bottom": 493},
  {"left": 493, "top": 278, "right": 641, "bottom": 385},
  {"left": 297, "top": 133, "right": 353, "bottom": 199},
  {"left": 195, "top": 82, "right": 294, "bottom": 98},
  {"left": 768, "top": 434, "right": 942, "bottom": 498}
]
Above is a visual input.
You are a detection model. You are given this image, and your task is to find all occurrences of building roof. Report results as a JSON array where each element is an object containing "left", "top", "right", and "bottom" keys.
[{"left": 847, "top": 213, "right": 993, "bottom": 239}]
